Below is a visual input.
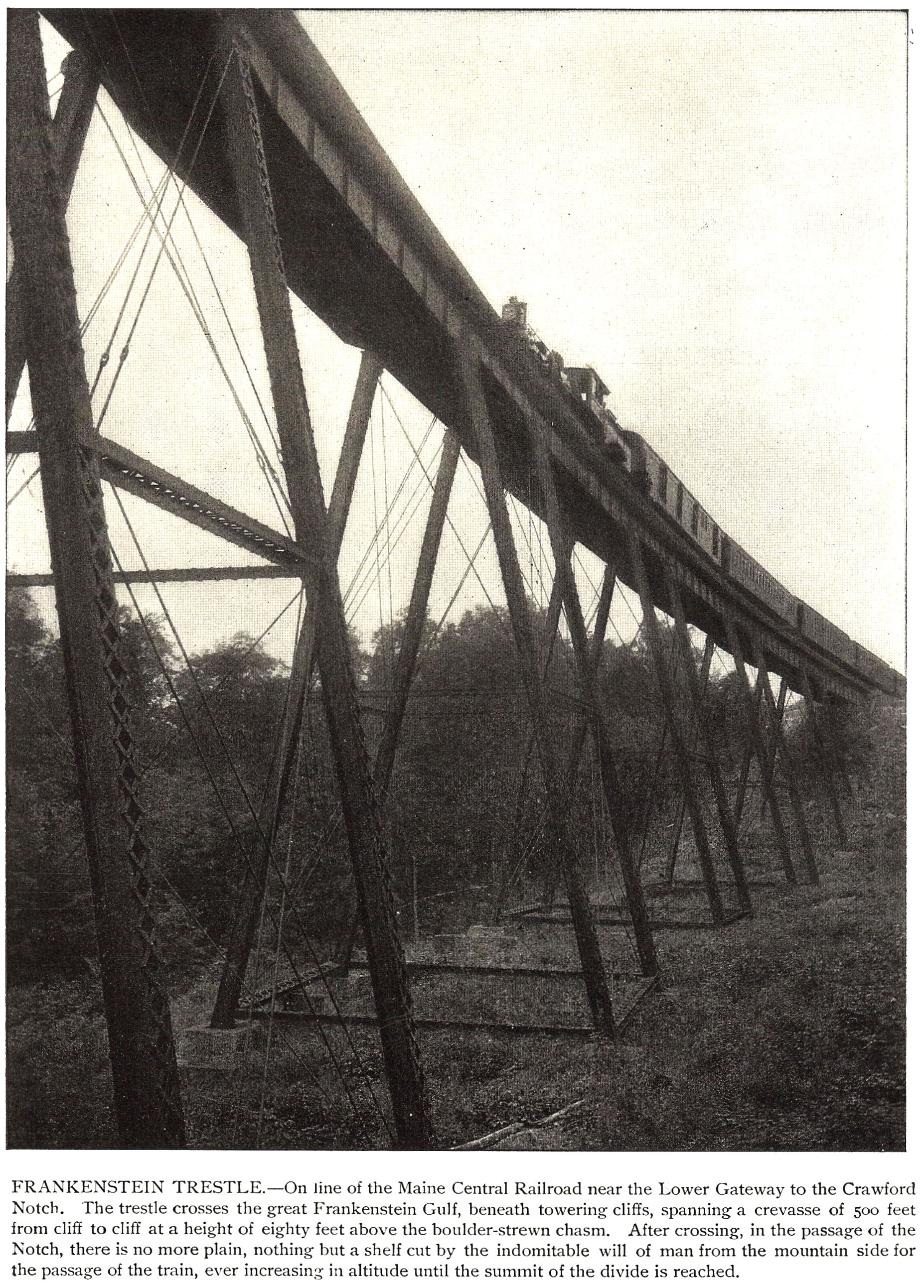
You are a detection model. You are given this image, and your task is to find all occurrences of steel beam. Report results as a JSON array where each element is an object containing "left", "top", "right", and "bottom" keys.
[
  {"left": 246, "top": 1009, "right": 600, "bottom": 1039},
  {"left": 732, "top": 701, "right": 757, "bottom": 836},
  {"left": 98, "top": 435, "right": 304, "bottom": 565},
  {"left": 666, "top": 573, "right": 751, "bottom": 914},
  {"left": 800, "top": 667, "right": 849, "bottom": 847},
  {"left": 527, "top": 446, "right": 662, "bottom": 967},
  {"left": 723, "top": 613, "right": 798, "bottom": 883},
  {"left": 454, "top": 342, "right": 631, "bottom": 1035},
  {"left": 6, "top": 10, "right": 185, "bottom": 1148},
  {"left": 38, "top": 12, "right": 880, "bottom": 707},
  {"left": 219, "top": 35, "right": 431, "bottom": 1146},
  {"left": 748, "top": 631, "right": 819, "bottom": 883},
  {"left": 517, "top": 561, "right": 618, "bottom": 918},
  {"left": 758, "top": 680, "right": 788, "bottom": 820},
  {"left": 663, "top": 635, "right": 714, "bottom": 886},
  {"left": 564, "top": 562, "right": 619, "bottom": 779},
  {"left": 8, "top": 565, "right": 299, "bottom": 587},
  {"left": 629, "top": 534, "right": 725, "bottom": 924},
  {"left": 12, "top": 429, "right": 316, "bottom": 569},
  {"left": 211, "top": 351, "right": 382, "bottom": 1029},
  {"left": 7, "top": 49, "right": 99, "bottom": 423},
  {"left": 496, "top": 558, "right": 617, "bottom": 921},
  {"left": 7, "top": 429, "right": 39, "bottom": 453},
  {"left": 496, "top": 556, "right": 570, "bottom": 917},
  {"left": 373, "top": 432, "right": 461, "bottom": 793}
]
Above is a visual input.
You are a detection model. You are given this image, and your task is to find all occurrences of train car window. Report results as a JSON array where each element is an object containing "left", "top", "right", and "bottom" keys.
[
  {"left": 658, "top": 463, "right": 667, "bottom": 501},
  {"left": 690, "top": 502, "right": 699, "bottom": 536},
  {"left": 711, "top": 527, "right": 720, "bottom": 558},
  {"left": 676, "top": 483, "right": 684, "bottom": 520}
]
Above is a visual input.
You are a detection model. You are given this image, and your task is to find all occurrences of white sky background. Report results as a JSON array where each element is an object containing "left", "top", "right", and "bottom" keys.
[{"left": 6, "top": 9, "right": 906, "bottom": 672}]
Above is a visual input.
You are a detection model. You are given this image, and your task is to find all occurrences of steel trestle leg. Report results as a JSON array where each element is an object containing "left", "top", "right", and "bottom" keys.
[
  {"left": 628, "top": 534, "right": 725, "bottom": 924},
  {"left": 526, "top": 448, "right": 660, "bottom": 973},
  {"left": 723, "top": 614, "right": 798, "bottom": 884},
  {"left": 7, "top": 48, "right": 99, "bottom": 423},
  {"left": 455, "top": 342, "right": 633, "bottom": 1035},
  {"left": 800, "top": 667, "right": 849, "bottom": 848},
  {"left": 211, "top": 352, "right": 382, "bottom": 1028},
  {"left": 220, "top": 34, "right": 431, "bottom": 1146},
  {"left": 665, "top": 573, "right": 752, "bottom": 913},
  {"left": 746, "top": 631, "right": 819, "bottom": 883},
  {"left": 7, "top": 10, "right": 184, "bottom": 1148}
]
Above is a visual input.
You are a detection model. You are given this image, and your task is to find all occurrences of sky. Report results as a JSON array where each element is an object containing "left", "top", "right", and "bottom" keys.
[{"left": 6, "top": 9, "right": 907, "bottom": 672}]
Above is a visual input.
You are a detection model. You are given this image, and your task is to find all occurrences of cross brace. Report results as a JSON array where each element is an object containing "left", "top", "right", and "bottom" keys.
[
  {"left": 8, "top": 429, "right": 304, "bottom": 565},
  {"left": 8, "top": 565, "right": 299, "bottom": 587}
]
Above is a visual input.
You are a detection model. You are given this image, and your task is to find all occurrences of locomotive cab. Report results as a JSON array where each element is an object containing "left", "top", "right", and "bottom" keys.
[{"left": 565, "top": 365, "right": 610, "bottom": 423}]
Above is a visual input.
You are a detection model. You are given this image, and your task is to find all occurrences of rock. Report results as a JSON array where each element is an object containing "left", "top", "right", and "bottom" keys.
[{"left": 177, "top": 1023, "right": 255, "bottom": 1069}]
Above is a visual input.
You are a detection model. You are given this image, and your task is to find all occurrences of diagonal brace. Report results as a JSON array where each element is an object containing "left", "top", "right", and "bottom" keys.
[
  {"left": 526, "top": 419, "right": 659, "bottom": 973},
  {"left": 723, "top": 613, "right": 798, "bottom": 884},
  {"left": 211, "top": 351, "right": 382, "bottom": 1028},
  {"left": 800, "top": 666, "right": 849, "bottom": 847},
  {"left": 747, "top": 630, "right": 819, "bottom": 883},
  {"left": 666, "top": 571, "right": 751, "bottom": 913},
  {"left": 628, "top": 534, "right": 725, "bottom": 925},
  {"left": 454, "top": 341, "right": 630, "bottom": 1034}
]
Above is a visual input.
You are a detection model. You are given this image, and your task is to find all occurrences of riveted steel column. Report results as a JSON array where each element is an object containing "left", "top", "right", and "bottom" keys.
[
  {"left": 7, "top": 10, "right": 184, "bottom": 1147},
  {"left": 747, "top": 633, "right": 819, "bottom": 883},
  {"left": 723, "top": 614, "right": 798, "bottom": 884},
  {"left": 557, "top": 564, "right": 619, "bottom": 846},
  {"left": 759, "top": 680, "right": 788, "bottom": 818},
  {"left": 666, "top": 574, "right": 751, "bottom": 913},
  {"left": 527, "top": 563, "right": 622, "bottom": 916},
  {"left": 211, "top": 352, "right": 381, "bottom": 1029},
  {"left": 629, "top": 534, "right": 725, "bottom": 925},
  {"left": 514, "top": 557, "right": 569, "bottom": 911},
  {"left": 454, "top": 342, "right": 626, "bottom": 1033},
  {"left": 800, "top": 667, "right": 849, "bottom": 847},
  {"left": 374, "top": 432, "right": 460, "bottom": 794},
  {"left": 221, "top": 36, "right": 431, "bottom": 1145},
  {"left": 635, "top": 635, "right": 684, "bottom": 885},
  {"left": 663, "top": 634, "right": 714, "bottom": 887},
  {"left": 527, "top": 440, "right": 660, "bottom": 971},
  {"left": 7, "top": 47, "right": 99, "bottom": 423}
]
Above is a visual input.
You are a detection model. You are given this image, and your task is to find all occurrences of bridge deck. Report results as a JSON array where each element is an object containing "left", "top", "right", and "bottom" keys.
[{"left": 41, "top": 9, "right": 879, "bottom": 699}]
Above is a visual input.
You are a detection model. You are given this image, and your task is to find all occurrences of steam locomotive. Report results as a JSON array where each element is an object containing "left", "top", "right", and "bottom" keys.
[{"left": 500, "top": 298, "right": 902, "bottom": 698}]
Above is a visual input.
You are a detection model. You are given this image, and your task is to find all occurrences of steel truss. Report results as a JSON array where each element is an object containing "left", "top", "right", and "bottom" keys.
[{"left": 5, "top": 13, "right": 876, "bottom": 1149}]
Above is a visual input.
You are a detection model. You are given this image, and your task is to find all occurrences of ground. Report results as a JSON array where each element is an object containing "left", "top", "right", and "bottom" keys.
[{"left": 6, "top": 698, "right": 905, "bottom": 1151}]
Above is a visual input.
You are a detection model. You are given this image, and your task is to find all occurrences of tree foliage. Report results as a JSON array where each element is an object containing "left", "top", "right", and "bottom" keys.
[{"left": 6, "top": 588, "right": 825, "bottom": 981}]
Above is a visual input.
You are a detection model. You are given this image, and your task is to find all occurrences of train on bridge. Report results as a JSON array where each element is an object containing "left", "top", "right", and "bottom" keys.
[{"left": 501, "top": 298, "right": 903, "bottom": 699}]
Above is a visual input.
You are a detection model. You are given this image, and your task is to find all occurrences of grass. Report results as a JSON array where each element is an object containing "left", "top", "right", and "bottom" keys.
[{"left": 7, "top": 698, "right": 905, "bottom": 1151}]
